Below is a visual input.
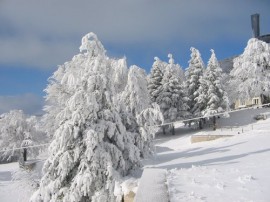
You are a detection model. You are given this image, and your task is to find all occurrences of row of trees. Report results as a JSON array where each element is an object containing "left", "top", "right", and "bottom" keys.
[
  {"left": 0, "top": 32, "right": 247, "bottom": 201},
  {"left": 148, "top": 48, "right": 229, "bottom": 129}
]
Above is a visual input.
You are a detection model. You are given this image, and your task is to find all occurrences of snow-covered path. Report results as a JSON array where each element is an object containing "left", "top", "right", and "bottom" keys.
[
  {"left": 145, "top": 117, "right": 270, "bottom": 202},
  {"left": 0, "top": 162, "right": 20, "bottom": 202},
  {"left": 0, "top": 160, "right": 44, "bottom": 202}
]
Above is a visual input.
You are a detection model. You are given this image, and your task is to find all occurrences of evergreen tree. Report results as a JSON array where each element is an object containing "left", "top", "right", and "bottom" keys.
[
  {"left": 137, "top": 103, "right": 163, "bottom": 156},
  {"left": 203, "top": 50, "right": 229, "bottom": 117},
  {"left": 31, "top": 33, "right": 141, "bottom": 202},
  {"left": 119, "top": 65, "right": 163, "bottom": 157},
  {"left": 111, "top": 57, "right": 128, "bottom": 95},
  {"left": 147, "top": 57, "right": 166, "bottom": 103},
  {"left": 193, "top": 74, "right": 209, "bottom": 117},
  {"left": 185, "top": 47, "right": 205, "bottom": 116},
  {"left": 229, "top": 38, "right": 270, "bottom": 102},
  {"left": 121, "top": 65, "right": 150, "bottom": 118},
  {"left": 157, "top": 54, "right": 189, "bottom": 123}
]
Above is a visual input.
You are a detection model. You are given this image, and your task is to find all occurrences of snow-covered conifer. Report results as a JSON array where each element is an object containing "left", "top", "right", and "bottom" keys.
[
  {"left": 42, "top": 63, "right": 71, "bottom": 137},
  {"left": 157, "top": 54, "right": 189, "bottom": 122},
  {"left": 137, "top": 103, "right": 163, "bottom": 156},
  {"left": 31, "top": 33, "right": 141, "bottom": 202},
  {"left": 119, "top": 65, "right": 163, "bottom": 157},
  {"left": 203, "top": 50, "right": 229, "bottom": 117},
  {"left": 121, "top": 65, "right": 150, "bottom": 118},
  {"left": 185, "top": 47, "right": 205, "bottom": 116},
  {"left": 193, "top": 74, "right": 209, "bottom": 117},
  {"left": 148, "top": 57, "right": 166, "bottom": 103},
  {"left": 111, "top": 57, "right": 128, "bottom": 95},
  {"left": 229, "top": 38, "right": 270, "bottom": 101}
]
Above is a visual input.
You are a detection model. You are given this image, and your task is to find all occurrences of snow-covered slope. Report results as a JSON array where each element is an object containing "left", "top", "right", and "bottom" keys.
[
  {"left": 145, "top": 108, "right": 270, "bottom": 202},
  {"left": 1, "top": 108, "right": 270, "bottom": 202}
]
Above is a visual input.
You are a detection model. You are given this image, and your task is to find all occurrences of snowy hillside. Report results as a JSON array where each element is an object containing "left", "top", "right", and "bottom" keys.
[
  {"left": 1, "top": 108, "right": 270, "bottom": 201},
  {"left": 143, "top": 107, "right": 270, "bottom": 202}
]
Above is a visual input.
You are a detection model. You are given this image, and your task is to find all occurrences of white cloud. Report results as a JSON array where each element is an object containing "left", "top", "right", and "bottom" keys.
[
  {"left": 0, "top": 94, "right": 44, "bottom": 115},
  {"left": 0, "top": 0, "right": 269, "bottom": 69}
]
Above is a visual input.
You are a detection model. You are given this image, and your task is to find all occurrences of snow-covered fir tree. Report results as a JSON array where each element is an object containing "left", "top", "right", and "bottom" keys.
[
  {"left": 156, "top": 54, "right": 189, "bottom": 123},
  {"left": 119, "top": 65, "right": 163, "bottom": 157},
  {"left": 42, "top": 62, "right": 72, "bottom": 138},
  {"left": 203, "top": 50, "right": 229, "bottom": 117},
  {"left": 137, "top": 103, "right": 163, "bottom": 156},
  {"left": 229, "top": 38, "right": 270, "bottom": 102},
  {"left": 121, "top": 65, "right": 150, "bottom": 118},
  {"left": 31, "top": 33, "right": 141, "bottom": 202},
  {"left": 185, "top": 47, "right": 205, "bottom": 116},
  {"left": 0, "top": 110, "right": 45, "bottom": 162},
  {"left": 111, "top": 57, "right": 129, "bottom": 95},
  {"left": 147, "top": 57, "right": 166, "bottom": 103},
  {"left": 193, "top": 73, "right": 209, "bottom": 117}
]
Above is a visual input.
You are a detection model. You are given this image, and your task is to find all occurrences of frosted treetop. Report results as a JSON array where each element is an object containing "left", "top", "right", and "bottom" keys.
[{"left": 79, "top": 32, "right": 106, "bottom": 56}]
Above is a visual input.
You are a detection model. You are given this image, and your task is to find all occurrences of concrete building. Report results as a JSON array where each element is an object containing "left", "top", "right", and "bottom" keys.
[
  {"left": 234, "top": 96, "right": 262, "bottom": 109},
  {"left": 251, "top": 13, "right": 270, "bottom": 43}
]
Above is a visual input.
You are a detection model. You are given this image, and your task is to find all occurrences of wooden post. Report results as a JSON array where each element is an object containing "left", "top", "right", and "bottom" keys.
[
  {"left": 199, "top": 118, "right": 203, "bottom": 130},
  {"left": 213, "top": 116, "right": 216, "bottom": 131},
  {"left": 171, "top": 124, "right": 175, "bottom": 135},
  {"left": 162, "top": 126, "right": 165, "bottom": 135},
  {"left": 23, "top": 148, "right": 27, "bottom": 162}
]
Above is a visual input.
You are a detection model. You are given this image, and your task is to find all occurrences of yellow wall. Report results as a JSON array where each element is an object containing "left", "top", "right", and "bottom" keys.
[{"left": 235, "top": 97, "right": 262, "bottom": 109}]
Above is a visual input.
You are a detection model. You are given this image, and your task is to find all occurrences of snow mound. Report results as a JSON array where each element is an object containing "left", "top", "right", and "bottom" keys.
[{"left": 79, "top": 32, "right": 106, "bottom": 56}]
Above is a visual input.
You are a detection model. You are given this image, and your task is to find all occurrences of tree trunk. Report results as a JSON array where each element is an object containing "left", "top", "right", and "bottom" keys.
[
  {"left": 171, "top": 124, "right": 175, "bottom": 135},
  {"left": 199, "top": 118, "right": 203, "bottom": 130},
  {"left": 162, "top": 126, "right": 166, "bottom": 135},
  {"left": 213, "top": 116, "right": 216, "bottom": 131}
]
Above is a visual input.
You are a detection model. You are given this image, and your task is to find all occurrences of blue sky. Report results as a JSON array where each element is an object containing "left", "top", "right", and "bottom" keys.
[{"left": 0, "top": 0, "right": 270, "bottom": 115}]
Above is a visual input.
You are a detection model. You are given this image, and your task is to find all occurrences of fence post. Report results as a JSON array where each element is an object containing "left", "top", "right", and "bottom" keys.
[
  {"left": 171, "top": 124, "right": 175, "bottom": 135},
  {"left": 23, "top": 148, "right": 27, "bottom": 162}
]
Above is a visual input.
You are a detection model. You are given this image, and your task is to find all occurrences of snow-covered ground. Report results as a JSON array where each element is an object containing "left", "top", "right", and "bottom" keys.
[
  {"left": 0, "top": 162, "right": 21, "bottom": 201},
  {"left": 144, "top": 108, "right": 270, "bottom": 202},
  {"left": 0, "top": 160, "right": 44, "bottom": 202},
  {"left": 1, "top": 108, "right": 270, "bottom": 202}
]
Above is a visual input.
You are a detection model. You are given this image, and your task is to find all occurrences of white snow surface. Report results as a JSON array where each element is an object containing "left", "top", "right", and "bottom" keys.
[
  {"left": 0, "top": 163, "right": 21, "bottom": 202},
  {"left": 144, "top": 108, "right": 270, "bottom": 202},
  {"left": 1, "top": 108, "right": 270, "bottom": 202},
  {"left": 135, "top": 168, "right": 169, "bottom": 202}
]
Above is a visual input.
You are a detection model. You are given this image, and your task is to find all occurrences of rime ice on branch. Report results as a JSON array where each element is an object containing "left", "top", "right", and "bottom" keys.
[{"left": 31, "top": 33, "right": 142, "bottom": 202}]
